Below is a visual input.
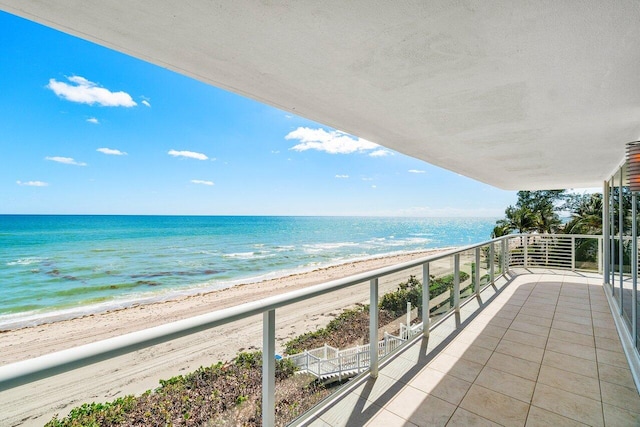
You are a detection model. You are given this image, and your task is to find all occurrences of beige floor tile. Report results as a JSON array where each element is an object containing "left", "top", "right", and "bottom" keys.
[
  {"left": 518, "top": 308, "right": 557, "bottom": 320},
  {"left": 428, "top": 353, "right": 484, "bottom": 383},
  {"left": 590, "top": 310, "right": 613, "bottom": 320},
  {"left": 597, "top": 347, "right": 631, "bottom": 369},
  {"left": 306, "top": 416, "right": 332, "bottom": 427},
  {"left": 317, "top": 392, "right": 382, "bottom": 427},
  {"left": 548, "top": 328, "right": 594, "bottom": 347},
  {"left": 594, "top": 326, "right": 619, "bottom": 339},
  {"left": 546, "top": 338, "right": 597, "bottom": 361},
  {"left": 551, "top": 319, "right": 593, "bottom": 336},
  {"left": 380, "top": 355, "right": 418, "bottom": 382},
  {"left": 537, "top": 365, "right": 601, "bottom": 401},
  {"left": 443, "top": 342, "right": 493, "bottom": 365},
  {"left": 592, "top": 317, "right": 616, "bottom": 330},
  {"left": 603, "top": 403, "right": 640, "bottom": 426},
  {"left": 590, "top": 303, "right": 612, "bottom": 314},
  {"left": 553, "top": 312, "right": 593, "bottom": 327},
  {"left": 558, "top": 296, "right": 591, "bottom": 308},
  {"left": 409, "top": 367, "right": 471, "bottom": 405},
  {"left": 466, "top": 323, "right": 508, "bottom": 339},
  {"left": 365, "top": 409, "right": 416, "bottom": 427},
  {"left": 598, "top": 362, "right": 637, "bottom": 390},
  {"left": 503, "top": 329, "right": 548, "bottom": 349},
  {"left": 486, "top": 351, "right": 541, "bottom": 381},
  {"left": 353, "top": 373, "right": 402, "bottom": 404},
  {"left": 509, "top": 321, "right": 550, "bottom": 338},
  {"left": 554, "top": 306, "right": 591, "bottom": 318},
  {"left": 459, "top": 384, "right": 529, "bottom": 426},
  {"left": 385, "top": 386, "right": 456, "bottom": 427},
  {"left": 525, "top": 406, "right": 589, "bottom": 426},
  {"left": 600, "top": 380, "right": 640, "bottom": 413},
  {"left": 514, "top": 313, "right": 553, "bottom": 328},
  {"left": 494, "top": 309, "right": 519, "bottom": 321},
  {"left": 495, "top": 339, "right": 545, "bottom": 364},
  {"left": 541, "top": 350, "right": 597, "bottom": 379},
  {"left": 482, "top": 316, "right": 514, "bottom": 329},
  {"left": 447, "top": 407, "right": 501, "bottom": 426},
  {"left": 456, "top": 330, "right": 501, "bottom": 351},
  {"left": 475, "top": 365, "right": 536, "bottom": 403},
  {"left": 531, "top": 383, "right": 603, "bottom": 427},
  {"left": 594, "top": 335, "right": 624, "bottom": 354}
]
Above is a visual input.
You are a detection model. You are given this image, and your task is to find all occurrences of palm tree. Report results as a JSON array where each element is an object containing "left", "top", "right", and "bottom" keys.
[
  {"left": 492, "top": 206, "right": 535, "bottom": 242},
  {"left": 564, "top": 193, "right": 603, "bottom": 235}
]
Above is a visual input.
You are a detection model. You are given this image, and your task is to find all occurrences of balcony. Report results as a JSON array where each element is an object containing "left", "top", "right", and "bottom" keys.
[
  {"left": 304, "top": 268, "right": 639, "bottom": 426},
  {"left": 1, "top": 235, "right": 639, "bottom": 426}
]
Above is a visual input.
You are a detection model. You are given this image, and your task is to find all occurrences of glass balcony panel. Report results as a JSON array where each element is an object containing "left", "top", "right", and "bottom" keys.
[
  {"left": 458, "top": 249, "right": 475, "bottom": 305},
  {"left": 427, "top": 256, "right": 455, "bottom": 324}
]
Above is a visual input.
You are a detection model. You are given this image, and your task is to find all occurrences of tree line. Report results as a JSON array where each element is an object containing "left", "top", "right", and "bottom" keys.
[{"left": 492, "top": 190, "right": 606, "bottom": 237}]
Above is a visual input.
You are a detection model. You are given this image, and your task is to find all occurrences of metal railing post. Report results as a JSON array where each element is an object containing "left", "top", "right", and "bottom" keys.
[
  {"left": 571, "top": 236, "right": 576, "bottom": 271},
  {"left": 262, "top": 309, "right": 275, "bottom": 427},
  {"left": 502, "top": 238, "right": 508, "bottom": 273},
  {"left": 489, "top": 243, "right": 495, "bottom": 285},
  {"left": 475, "top": 247, "right": 481, "bottom": 296},
  {"left": 369, "top": 278, "right": 379, "bottom": 378},
  {"left": 454, "top": 254, "right": 460, "bottom": 313},
  {"left": 422, "top": 262, "right": 430, "bottom": 338},
  {"left": 598, "top": 237, "right": 603, "bottom": 274},
  {"left": 524, "top": 235, "right": 528, "bottom": 268}
]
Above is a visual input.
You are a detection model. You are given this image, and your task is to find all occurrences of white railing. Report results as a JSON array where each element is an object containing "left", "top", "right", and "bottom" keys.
[
  {"left": 0, "top": 233, "right": 603, "bottom": 426},
  {"left": 289, "top": 330, "right": 407, "bottom": 380},
  {"left": 510, "top": 234, "right": 602, "bottom": 272}
]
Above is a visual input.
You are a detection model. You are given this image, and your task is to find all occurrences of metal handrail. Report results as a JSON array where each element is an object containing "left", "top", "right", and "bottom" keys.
[{"left": 0, "top": 233, "right": 604, "bottom": 425}]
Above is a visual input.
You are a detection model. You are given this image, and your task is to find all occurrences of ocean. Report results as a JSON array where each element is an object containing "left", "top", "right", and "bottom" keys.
[{"left": 0, "top": 215, "right": 496, "bottom": 328}]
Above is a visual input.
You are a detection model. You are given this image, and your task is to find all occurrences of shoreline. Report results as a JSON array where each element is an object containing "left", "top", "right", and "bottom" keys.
[
  {"left": 0, "top": 247, "right": 456, "bottom": 332},
  {"left": 0, "top": 248, "right": 454, "bottom": 426}
]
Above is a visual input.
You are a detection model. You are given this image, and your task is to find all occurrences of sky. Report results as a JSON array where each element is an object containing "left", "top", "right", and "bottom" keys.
[{"left": 0, "top": 11, "right": 519, "bottom": 217}]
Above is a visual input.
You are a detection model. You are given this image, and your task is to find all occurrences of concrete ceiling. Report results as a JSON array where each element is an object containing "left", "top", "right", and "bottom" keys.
[{"left": 2, "top": 1, "right": 639, "bottom": 190}]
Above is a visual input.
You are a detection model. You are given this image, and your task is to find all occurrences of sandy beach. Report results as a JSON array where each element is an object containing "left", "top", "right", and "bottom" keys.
[{"left": 0, "top": 248, "right": 453, "bottom": 426}]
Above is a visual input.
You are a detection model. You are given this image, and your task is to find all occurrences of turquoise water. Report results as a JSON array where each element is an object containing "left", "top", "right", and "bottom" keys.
[{"left": 0, "top": 215, "right": 496, "bottom": 328}]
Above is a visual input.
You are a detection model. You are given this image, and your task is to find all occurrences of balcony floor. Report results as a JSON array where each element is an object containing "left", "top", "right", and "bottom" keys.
[{"left": 305, "top": 269, "right": 640, "bottom": 426}]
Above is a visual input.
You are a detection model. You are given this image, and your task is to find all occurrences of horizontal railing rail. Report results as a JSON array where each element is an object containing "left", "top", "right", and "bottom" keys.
[{"left": 0, "top": 233, "right": 603, "bottom": 426}]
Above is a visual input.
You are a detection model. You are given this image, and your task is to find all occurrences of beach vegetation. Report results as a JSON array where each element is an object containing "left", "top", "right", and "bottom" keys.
[{"left": 45, "top": 351, "right": 327, "bottom": 427}]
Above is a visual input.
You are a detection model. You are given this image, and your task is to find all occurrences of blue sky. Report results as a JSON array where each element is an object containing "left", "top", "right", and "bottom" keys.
[{"left": 0, "top": 11, "right": 517, "bottom": 216}]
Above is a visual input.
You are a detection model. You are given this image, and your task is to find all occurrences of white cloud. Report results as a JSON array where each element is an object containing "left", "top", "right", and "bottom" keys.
[
  {"left": 191, "top": 179, "right": 214, "bottom": 186},
  {"left": 286, "top": 127, "right": 379, "bottom": 154},
  {"left": 408, "top": 169, "right": 426, "bottom": 174},
  {"left": 86, "top": 117, "right": 99, "bottom": 124},
  {"left": 168, "top": 150, "right": 208, "bottom": 160},
  {"left": 141, "top": 100, "right": 151, "bottom": 108},
  {"left": 335, "top": 174, "right": 349, "bottom": 179},
  {"left": 97, "top": 148, "right": 127, "bottom": 156},
  {"left": 369, "top": 149, "right": 392, "bottom": 157},
  {"left": 362, "top": 177, "right": 373, "bottom": 181},
  {"left": 16, "top": 180, "right": 48, "bottom": 187},
  {"left": 271, "top": 150, "right": 280, "bottom": 154},
  {"left": 45, "top": 156, "right": 87, "bottom": 166},
  {"left": 47, "top": 76, "right": 137, "bottom": 107},
  {"left": 371, "top": 185, "right": 377, "bottom": 189}
]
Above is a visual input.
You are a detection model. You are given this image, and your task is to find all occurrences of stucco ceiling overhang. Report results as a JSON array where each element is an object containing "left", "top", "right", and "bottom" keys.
[{"left": 2, "top": 1, "right": 639, "bottom": 190}]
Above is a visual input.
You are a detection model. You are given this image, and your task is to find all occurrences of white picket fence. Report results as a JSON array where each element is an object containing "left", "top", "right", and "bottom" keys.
[{"left": 287, "top": 322, "right": 422, "bottom": 381}]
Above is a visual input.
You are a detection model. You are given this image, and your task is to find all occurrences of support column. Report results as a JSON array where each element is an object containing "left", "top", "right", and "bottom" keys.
[{"left": 633, "top": 193, "right": 637, "bottom": 347}]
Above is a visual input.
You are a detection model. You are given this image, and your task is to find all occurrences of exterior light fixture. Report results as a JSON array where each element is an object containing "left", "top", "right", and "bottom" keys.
[{"left": 626, "top": 141, "right": 640, "bottom": 192}]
